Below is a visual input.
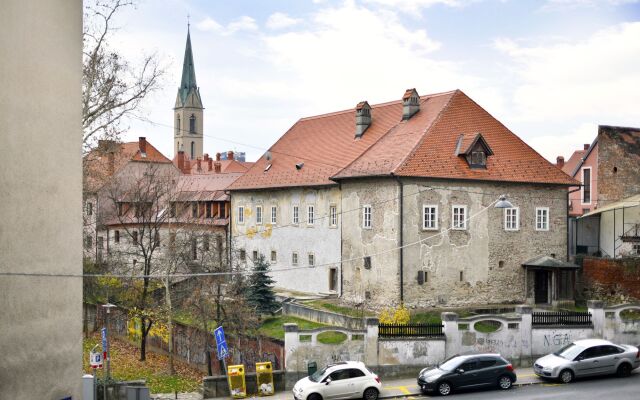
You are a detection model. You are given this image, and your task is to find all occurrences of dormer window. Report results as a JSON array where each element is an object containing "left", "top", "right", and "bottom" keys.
[
  {"left": 470, "top": 151, "right": 486, "bottom": 167},
  {"left": 189, "top": 114, "right": 196, "bottom": 133},
  {"left": 456, "top": 132, "right": 493, "bottom": 169}
]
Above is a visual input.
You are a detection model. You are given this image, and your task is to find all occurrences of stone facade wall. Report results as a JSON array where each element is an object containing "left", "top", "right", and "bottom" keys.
[
  {"left": 582, "top": 256, "right": 640, "bottom": 299},
  {"left": 597, "top": 125, "right": 640, "bottom": 206},
  {"left": 341, "top": 178, "right": 568, "bottom": 307},
  {"left": 231, "top": 186, "right": 342, "bottom": 294}
]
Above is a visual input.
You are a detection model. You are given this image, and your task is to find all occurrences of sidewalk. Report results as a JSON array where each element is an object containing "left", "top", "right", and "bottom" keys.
[{"left": 152, "top": 367, "right": 543, "bottom": 400}]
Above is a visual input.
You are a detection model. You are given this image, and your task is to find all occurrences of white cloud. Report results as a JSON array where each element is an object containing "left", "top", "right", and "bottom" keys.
[
  {"left": 364, "top": 0, "right": 478, "bottom": 13},
  {"left": 196, "top": 15, "right": 258, "bottom": 35},
  {"left": 541, "top": 0, "right": 640, "bottom": 11},
  {"left": 266, "top": 12, "right": 302, "bottom": 30},
  {"left": 196, "top": 17, "right": 222, "bottom": 32}
]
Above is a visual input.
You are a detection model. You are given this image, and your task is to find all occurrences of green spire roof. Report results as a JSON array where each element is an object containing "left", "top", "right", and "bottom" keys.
[{"left": 178, "top": 29, "right": 198, "bottom": 105}]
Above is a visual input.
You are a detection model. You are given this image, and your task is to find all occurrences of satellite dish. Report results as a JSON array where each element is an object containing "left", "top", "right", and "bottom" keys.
[{"left": 265, "top": 151, "right": 272, "bottom": 161}]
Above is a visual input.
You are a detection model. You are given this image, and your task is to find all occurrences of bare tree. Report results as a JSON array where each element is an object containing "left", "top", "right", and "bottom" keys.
[{"left": 83, "top": 0, "right": 165, "bottom": 150}]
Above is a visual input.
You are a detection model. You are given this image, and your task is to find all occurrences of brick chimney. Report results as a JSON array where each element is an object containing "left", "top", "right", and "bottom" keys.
[
  {"left": 208, "top": 158, "right": 213, "bottom": 171},
  {"left": 402, "top": 88, "right": 420, "bottom": 120},
  {"left": 556, "top": 156, "right": 565, "bottom": 169},
  {"left": 107, "top": 152, "right": 115, "bottom": 176},
  {"left": 227, "top": 151, "right": 234, "bottom": 161},
  {"left": 139, "top": 137, "right": 147, "bottom": 156},
  {"left": 196, "top": 158, "right": 202, "bottom": 171},
  {"left": 355, "top": 101, "right": 372, "bottom": 138},
  {"left": 584, "top": 143, "right": 590, "bottom": 150},
  {"left": 204, "top": 153, "right": 209, "bottom": 161},
  {"left": 177, "top": 150, "right": 185, "bottom": 172},
  {"left": 216, "top": 152, "right": 221, "bottom": 161},
  {"left": 214, "top": 161, "right": 221, "bottom": 173}
]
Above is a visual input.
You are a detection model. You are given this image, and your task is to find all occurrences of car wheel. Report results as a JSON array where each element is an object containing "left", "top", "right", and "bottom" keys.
[
  {"left": 363, "top": 387, "right": 379, "bottom": 400},
  {"left": 559, "top": 369, "right": 574, "bottom": 384},
  {"left": 497, "top": 375, "right": 513, "bottom": 390},
  {"left": 617, "top": 363, "right": 632, "bottom": 377},
  {"left": 307, "top": 393, "right": 322, "bottom": 400},
  {"left": 437, "top": 381, "right": 452, "bottom": 396}
]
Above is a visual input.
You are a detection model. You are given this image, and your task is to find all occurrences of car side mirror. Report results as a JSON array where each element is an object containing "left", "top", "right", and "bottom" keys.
[
  {"left": 456, "top": 368, "right": 465, "bottom": 374},
  {"left": 575, "top": 356, "right": 583, "bottom": 362},
  {"left": 325, "top": 378, "right": 332, "bottom": 385}
]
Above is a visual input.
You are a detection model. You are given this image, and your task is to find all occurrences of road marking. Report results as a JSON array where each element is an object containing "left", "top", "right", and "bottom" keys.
[{"left": 517, "top": 374, "right": 537, "bottom": 378}]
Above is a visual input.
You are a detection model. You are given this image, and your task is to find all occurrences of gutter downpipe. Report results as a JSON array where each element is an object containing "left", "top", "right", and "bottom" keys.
[
  {"left": 393, "top": 174, "right": 404, "bottom": 304},
  {"left": 567, "top": 186, "right": 581, "bottom": 261},
  {"left": 339, "top": 182, "right": 343, "bottom": 298}
]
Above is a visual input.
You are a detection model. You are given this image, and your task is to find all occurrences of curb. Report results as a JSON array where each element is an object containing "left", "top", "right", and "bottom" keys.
[{"left": 377, "top": 379, "right": 546, "bottom": 399}]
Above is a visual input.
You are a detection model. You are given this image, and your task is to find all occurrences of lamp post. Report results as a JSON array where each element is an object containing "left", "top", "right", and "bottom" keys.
[
  {"left": 101, "top": 303, "right": 117, "bottom": 400},
  {"left": 494, "top": 194, "right": 514, "bottom": 209}
]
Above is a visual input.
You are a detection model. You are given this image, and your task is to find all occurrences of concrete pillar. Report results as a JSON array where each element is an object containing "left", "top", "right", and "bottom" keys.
[
  {"left": 441, "top": 312, "right": 459, "bottom": 358},
  {"left": 283, "top": 323, "right": 299, "bottom": 372},
  {"left": 364, "top": 318, "right": 379, "bottom": 366},
  {"left": 516, "top": 305, "right": 532, "bottom": 365},
  {"left": 588, "top": 300, "right": 605, "bottom": 338}
]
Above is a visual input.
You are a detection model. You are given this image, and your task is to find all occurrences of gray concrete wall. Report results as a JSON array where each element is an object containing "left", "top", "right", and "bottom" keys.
[
  {"left": 0, "top": 1, "right": 83, "bottom": 399},
  {"left": 282, "top": 301, "right": 365, "bottom": 330},
  {"left": 341, "top": 178, "right": 568, "bottom": 307}
]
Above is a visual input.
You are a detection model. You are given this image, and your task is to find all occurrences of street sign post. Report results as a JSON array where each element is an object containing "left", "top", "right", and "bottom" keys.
[{"left": 214, "top": 326, "right": 229, "bottom": 360}]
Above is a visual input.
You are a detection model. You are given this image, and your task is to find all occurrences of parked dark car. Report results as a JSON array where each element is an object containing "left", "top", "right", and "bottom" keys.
[{"left": 417, "top": 354, "right": 516, "bottom": 396}]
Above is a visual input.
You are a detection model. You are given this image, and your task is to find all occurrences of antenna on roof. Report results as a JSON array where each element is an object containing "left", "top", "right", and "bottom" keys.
[
  {"left": 295, "top": 162, "right": 304, "bottom": 170},
  {"left": 265, "top": 151, "right": 272, "bottom": 161}
]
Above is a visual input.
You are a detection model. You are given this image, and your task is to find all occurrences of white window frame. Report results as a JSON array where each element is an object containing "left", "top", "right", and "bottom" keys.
[
  {"left": 452, "top": 205, "right": 467, "bottom": 230},
  {"left": 271, "top": 205, "right": 277, "bottom": 225},
  {"left": 256, "top": 205, "right": 263, "bottom": 225},
  {"left": 536, "top": 207, "right": 550, "bottom": 231},
  {"left": 504, "top": 207, "right": 520, "bottom": 231},
  {"left": 329, "top": 204, "right": 337, "bottom": 228},
  {"left": 307, "top": 205, "right": 315, "bottom": 226},
  {"left": 581, "top": 167, "right": 592, "bottom": 205},
  {"left": 292, "top": 252, "right": 299, "bottom": 266},
  {"left": 270, "top": 250, "right": 277, "bottom": 264},
  {"left": 422, "top": 205, "right": 438, "bottom": 230},
  {"left": 237, "top": 206, "right": 245, "bottom": 224},
  {"left": 292, "top": 205, "right": 299, "bottom": 225},
  {"left": 362, "top": 205, "right": 372, "bottom": 229},
  {"left": 308, "top": 252, "right": 315, "bottom": 267}
]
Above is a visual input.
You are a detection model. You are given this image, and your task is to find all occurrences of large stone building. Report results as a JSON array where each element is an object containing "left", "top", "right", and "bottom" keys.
[
  {"left": 230, "top": 89, "right": 579, "bottom": 307},
  {"left": 1, "top": 1, "right": 83, "bottom": 398}
]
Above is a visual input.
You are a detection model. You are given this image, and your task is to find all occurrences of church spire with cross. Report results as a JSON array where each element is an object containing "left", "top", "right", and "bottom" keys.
[{"left": 174, "top": 22, "right": 204, "bottom": 160}]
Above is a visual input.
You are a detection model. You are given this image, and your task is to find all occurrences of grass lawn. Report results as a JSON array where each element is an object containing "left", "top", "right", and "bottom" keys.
[
  {"left": 303, "top": 300, "right": 375, "bottom": 318},
  {"left": 474, "top": 320, "right": 502, "bottom": 333},
  {"left": 83, "top": 334, "right": 203, "bottom": 394},
  {"left": 258, "top": 316, "right": 327, "bottom": 340},
  {"left": 620, "top": 309, "right": 640, "bottom": 321}
]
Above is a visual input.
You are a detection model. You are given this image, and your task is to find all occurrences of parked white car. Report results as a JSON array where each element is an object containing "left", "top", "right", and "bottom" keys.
[
  {"left": 534, "top": 338, "right": 640, "bottom": 383},
  {"left": 292, "top": 361, "right": 382, "bottom": 400}
]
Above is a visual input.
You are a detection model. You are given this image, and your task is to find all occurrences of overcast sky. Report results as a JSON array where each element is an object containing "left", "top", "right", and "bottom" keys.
[{"left": 109, "top": 0, "right": 640, "bottom": 163}]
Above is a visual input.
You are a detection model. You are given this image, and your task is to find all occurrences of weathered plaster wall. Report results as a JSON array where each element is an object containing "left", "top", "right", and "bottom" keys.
[
  {"left": 531, "top": 328, "right": 593, "bottom": 356},
  {"left": 231, "top": 187, "right": 341, "bottom": 294},
  {"left": 377, "top": 339, "right": 445, "bottom": 365},
  {"left": 341, "top": 178, "right": 568, "bottom": 307},
  {"left": 0, "top": 1, "right": 83, "bottom": 398},
  {"left": 603, "top": 305, "right": 640, "bottom": 344}
]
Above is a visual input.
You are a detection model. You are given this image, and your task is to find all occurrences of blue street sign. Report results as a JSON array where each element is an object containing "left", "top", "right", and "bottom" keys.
[
  {"left": 214, "top": 326, "right": 229, "bottom": 360},
  {"left": 101, "top": 327, "right": 108, "bottom": 351}
]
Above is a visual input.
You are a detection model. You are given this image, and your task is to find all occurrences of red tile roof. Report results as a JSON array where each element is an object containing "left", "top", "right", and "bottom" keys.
[
  {"left": 562, "top": 149, "right": 587, "bottom": 176},
  {"left": 229, "top": 90, "right": 578, "bottom": 191}
]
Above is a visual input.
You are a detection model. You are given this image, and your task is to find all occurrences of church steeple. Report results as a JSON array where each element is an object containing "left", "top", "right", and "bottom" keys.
[{"left": 174, "top": 25, "right": 204, "bottom": 160}]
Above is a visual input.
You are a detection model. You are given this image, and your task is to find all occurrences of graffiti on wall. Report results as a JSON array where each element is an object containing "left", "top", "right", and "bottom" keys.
[{"left": 543, "top": 333, "right": 572, "bottom": 347}]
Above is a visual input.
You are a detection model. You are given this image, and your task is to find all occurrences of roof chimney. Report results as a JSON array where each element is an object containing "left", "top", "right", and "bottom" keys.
[
  {"left": 216, "top": 152, "right": 221, "bottom": 161},
  {"left": 402, "top": 88, "right": 420, "bottom": 120},
  {"left": 107, "top": 152, "right": 115, "bottom": 176},
  {"left": 584, "top": 143, "right": 590, "bottom": 151},
  {"left": 196, "top": 158, "right": 202, "bottom": 171},
  {"left": 208, "top": 158, "right": 213, "bottom": 171},
  {"left": 204, "top": 153, "right": 209, "bottom": 161},
  {"left": 556, "top": 156, "right": 565, "bottom": 168},
  {"left": 138, "top": 137, "right": 147, "bottom": 156},
  {"left": 227, "top": 151, "right": 234, "bottom": 161},
  {"left": 214, "top": 161, "right": 221, "bottom": 173},
  {"left": 177, "top": 151, "right": 185, "bottom": 172},
  {"left": 355, "top": 101, "right": 372, "bottom": 138}
]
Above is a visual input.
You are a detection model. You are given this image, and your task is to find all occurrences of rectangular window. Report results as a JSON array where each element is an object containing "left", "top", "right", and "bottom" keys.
[
  {"left": 307, "top": 205, "right": 315, "bottom": 225},
  {"left": 633, "top": 244, "right": 640, "bottom": 255},
  {"left": 170, "top": 202, "right": 177, "bottom": 218},
  {"left": 169, "top": 232, "right": 176, "bottom": 247},
  {"left": 192, "top": 203, "right": 198, "bottom": 218},
  {"left": 204, "top": 234, "right": 210, "bottom": 251},
  {"left": 256, "top": 205, "right": 263, "bottom": 225},
  {"left": 292, "top": 252, "right": 299, "bottom": 266},
  {"left": 97, "top": 236, "right": 104, "bottom": 249},
  {"left": 132, "top": 230, "right": 138, "bottom": 245},
  {"left": 423, "top": 205, "right": 438, "bottom": 230},
  {"left": 292, "top": 205, "right": 299, "bottom": 224},
  {"left": 154, "top": 231, "right": 160, "bottom": 248},
  {"left": 308, "top": 253, "right": 315, "bottom": 267},
  {"left": 205, "top": 202, "right": 212, "bottom": 218},
  {"left": 252, "top": 250, "right": 258, "bottom": 263},
  {"left": 364, "top": 256, "right": 371, "bottom": 270},
  {"left": 271, "top": 206, "right": 277, "bottom": 225},
  {"left": 362, "top": 205, "right": 372, "bottom": 229},
  {"left": 191, "top": 238, "right": 197, "bottom": 260},
  {"left": 330, "top": 205, "right": 337, "bottom": 227},
  {"left": 452, "top": 205, "right": 467, "bottom": 230},
  {"left": 271, "top": 250, "right": 277, "bottom": 263},
  {"left": 86, "top": 201, "right": 93, "bottom": 216},
  {"left": 504, "top": 207, "right": 519, "bottom": 231},
  {"left": 240, "top": 249, "right": 246, "bottom": 262},
  {"left": 536, "top": 207, "right": 550, "bottom": 231},
  {"left": 238, "top": 206, "right": 244, "bottom": 224},
  {"left": 114, "top": 230, "right": 120, "bottom": 243},
  {"left": 582, "top": 167, "right": 592, "bottom": 204}
]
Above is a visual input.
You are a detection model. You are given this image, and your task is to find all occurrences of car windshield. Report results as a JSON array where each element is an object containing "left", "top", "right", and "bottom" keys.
[
  {"left": 438, "top": 356, "right": 462, "bottom": 371},
  {"left": 553, "top": 343, "right": 585, "bottom": 360},
  {"left": 309, "top": 366, "right": 330, "bottom": 383}
]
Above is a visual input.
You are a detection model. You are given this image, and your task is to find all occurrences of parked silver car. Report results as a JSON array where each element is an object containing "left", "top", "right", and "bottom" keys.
[{"left": 534, "top": 339, "right": 640, "bottom": 383}]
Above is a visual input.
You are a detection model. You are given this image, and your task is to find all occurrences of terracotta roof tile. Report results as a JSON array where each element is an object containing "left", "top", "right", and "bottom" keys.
[{"left": 562, "top": 149, "right": 587, "bottom": 176}]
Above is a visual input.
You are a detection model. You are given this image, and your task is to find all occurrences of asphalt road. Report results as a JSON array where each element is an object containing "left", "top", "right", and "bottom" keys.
[{"left": 415, "top": 372, "right": 640, "bottom": 399}]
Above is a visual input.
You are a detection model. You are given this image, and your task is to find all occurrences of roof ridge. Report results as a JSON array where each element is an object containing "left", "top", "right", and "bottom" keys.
[
  {"left": 392, "top": 90, "right": 460, "bottom": 174},
  {"left": 299, "top": 90, "right": 457, "bottom": 122}
]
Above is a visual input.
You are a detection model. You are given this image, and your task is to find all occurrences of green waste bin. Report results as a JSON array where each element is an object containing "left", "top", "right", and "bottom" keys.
[{"left": 307, "top": 361, "right": 317, "bottom": 377}]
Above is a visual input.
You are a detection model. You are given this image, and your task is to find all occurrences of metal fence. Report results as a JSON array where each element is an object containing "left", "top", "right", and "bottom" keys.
[
  {"left": 532, "top": 311, "right": 592, "bottom": 326},
  {"left": 378, "top": 323, "right": 444, "bottom": 338}
]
